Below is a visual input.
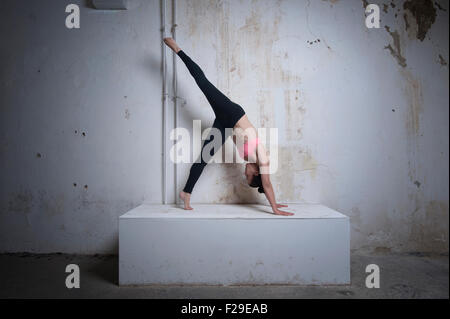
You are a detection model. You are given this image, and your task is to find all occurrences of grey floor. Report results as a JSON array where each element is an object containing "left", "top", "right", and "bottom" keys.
[{"left": 0, "top": 252, "right": 448, "bottom": 299}]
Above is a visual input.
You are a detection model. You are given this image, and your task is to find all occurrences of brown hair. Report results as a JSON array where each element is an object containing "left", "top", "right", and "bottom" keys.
[{"left": 249, "top": 175, "right": 264, "bottom": 193}]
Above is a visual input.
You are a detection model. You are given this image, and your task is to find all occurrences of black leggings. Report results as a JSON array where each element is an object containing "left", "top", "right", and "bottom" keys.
[{"left": 177, "top": 50, "right": 246, "bottom": 194}]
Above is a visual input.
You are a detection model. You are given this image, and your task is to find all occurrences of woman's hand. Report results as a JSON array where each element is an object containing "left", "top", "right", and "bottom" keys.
[
  {"left": 273, "top": 208, "right": 294, "bottom": 216},
  {"left": 259, "top": 174, "right": 294, "bottom": 216}
]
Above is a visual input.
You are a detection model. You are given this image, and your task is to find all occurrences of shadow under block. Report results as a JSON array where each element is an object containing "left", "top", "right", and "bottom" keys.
[{"left": 119, "top": 204, "right": 350, "bottom": 285}]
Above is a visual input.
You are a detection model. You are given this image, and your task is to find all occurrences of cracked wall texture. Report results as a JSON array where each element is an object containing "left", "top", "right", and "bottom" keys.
[{"left": 0, "top": 0, "right": 448, "bottom": 254}]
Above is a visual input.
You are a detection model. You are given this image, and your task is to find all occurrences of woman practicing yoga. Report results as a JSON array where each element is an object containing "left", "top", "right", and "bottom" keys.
[{"left": 164, "top": 38, "right": 293, "bottom": 216}]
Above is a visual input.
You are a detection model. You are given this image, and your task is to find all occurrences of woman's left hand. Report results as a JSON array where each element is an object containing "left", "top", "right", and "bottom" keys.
[{"left": 276, "top": 204, "right": 288, "bottom": 208}]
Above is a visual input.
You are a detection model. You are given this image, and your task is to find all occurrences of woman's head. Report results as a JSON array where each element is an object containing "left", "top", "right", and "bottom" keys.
[
  {"left": 245, "top": 163, "right": 265, "bottom": 193},
  {"left": 249, "top": 174, "right": 265, "bottom": 193}
]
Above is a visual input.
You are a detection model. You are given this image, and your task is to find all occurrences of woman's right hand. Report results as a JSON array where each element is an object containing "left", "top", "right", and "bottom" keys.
[{"left": 273, "top": 209, "right": 294, "bottom": 216}]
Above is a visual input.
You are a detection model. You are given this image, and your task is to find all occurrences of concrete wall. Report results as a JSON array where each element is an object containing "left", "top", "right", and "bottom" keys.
[
  {"left": 0, "top": 0, "right": 448, "bottom": 254},
  {"left": 0, "top": 0, "right": 163, "bottom": 253}
]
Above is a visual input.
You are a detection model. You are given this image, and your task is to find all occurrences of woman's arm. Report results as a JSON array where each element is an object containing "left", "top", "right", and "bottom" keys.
[
  {"left": 260, "top": 174, "right": 293, "bottom": 216},
  {"left": 256, "top": 143, "right": 293, "bottom": 216}
]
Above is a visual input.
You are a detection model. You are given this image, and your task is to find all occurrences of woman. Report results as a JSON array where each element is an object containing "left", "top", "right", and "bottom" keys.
[{"left": 164, "top": 38, "right": 293, "bottom": 216}]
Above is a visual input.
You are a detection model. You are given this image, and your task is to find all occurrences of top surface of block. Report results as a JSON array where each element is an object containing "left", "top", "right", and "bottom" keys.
[{"left": 120, "top": 204, "right": 348, "bottom": 220}]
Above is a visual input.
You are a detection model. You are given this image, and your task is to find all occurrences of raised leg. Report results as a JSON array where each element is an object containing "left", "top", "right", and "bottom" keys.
[
  {"left": 163, "top": 38, "right": 231, "bottom": 115},
  {"left": 163, "top": 37, "right": 181, "bottom": 53}
]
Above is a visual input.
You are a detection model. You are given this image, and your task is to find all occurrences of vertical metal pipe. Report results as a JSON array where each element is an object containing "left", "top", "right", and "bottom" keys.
[
  {"left": 172, "top": 0, "right": 178, "bottom": 204},
  {"left": 161, "top": 0, "right": 168, "bottom": 204}
]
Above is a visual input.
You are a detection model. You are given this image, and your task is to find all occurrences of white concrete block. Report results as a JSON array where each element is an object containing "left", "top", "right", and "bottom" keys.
[{"left": 119, "top": 204, "right": 350, "bottom": 286}]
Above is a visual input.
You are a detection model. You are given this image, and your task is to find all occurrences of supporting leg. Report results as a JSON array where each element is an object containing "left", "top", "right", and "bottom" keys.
[{"left": 179, "top": 118, "right": 227, "bottom": 210}]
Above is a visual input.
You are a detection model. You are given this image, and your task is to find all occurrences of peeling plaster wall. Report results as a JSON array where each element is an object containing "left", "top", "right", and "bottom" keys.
[
  {"left": 0, "top": 0, "right": 448, "bottom": 254},
  {"left": 175, "top": 0, "right": 449, "bottom": 253},
  {"left": 0, "top": 0, "right": 163, "bottom": 253}
]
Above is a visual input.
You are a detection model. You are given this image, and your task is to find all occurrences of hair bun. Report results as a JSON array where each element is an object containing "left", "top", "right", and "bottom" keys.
[{"left": 258, "top": 186, "right": 265, "bottom": 194}]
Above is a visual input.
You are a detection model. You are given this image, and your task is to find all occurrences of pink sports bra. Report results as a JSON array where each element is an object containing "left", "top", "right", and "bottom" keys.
[{"left": 238, "top": 138, "right": 260, "bottom": 159}]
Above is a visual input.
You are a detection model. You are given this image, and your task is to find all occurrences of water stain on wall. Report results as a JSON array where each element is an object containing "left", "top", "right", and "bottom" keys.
[
  {"left": 401, "top": 69, "right": 423, "bottom": 136},
  {"left": 381, "top": 0, "right": 440, "bottom": 67},
  {"left": 403, "top": 0, "right": 437, "bottom": 41},
  {"left": 403, "top": 10, "right": 419, "bottom": 40},
  {"left": 8, "top": 190, "right": 33, "bottom": 214},
  {"left": 385, "top": 26, "right": 407, "bottom": 68},
  {"left": 409, "top": 200, "right": 449, "bottom": 251},
  {"left": 257, "top": 90, "right": 275, "bottom": 129},
  {"left": 186, "top": 0, "right": 213, "bottom": 38},
  {"left": 284, "top": 89, "right": 306, "bottom": 141},
  {"left": 208, "top": 0, "right": 232, "bottom": 94},
  {"left": 350, "top": 206, "right": 363, "bottom": 233},
  {"left": 37, "top": 190, "right": 65, "bottom": 218},
  {"left": 300, "top": 148, "right": 319, "bottom": 180},
  {"left": 213, "top": 162, "right": 259, "bottom": 204},
  {"left": 275, "top": 147, "right": 295, "bottom": 200},
  {"left": 321, "top": 0, "right": 340, "bottom": 4},
  {"left": 274, "top": 146, "right": 319, "bottom": 201},
  {"left": 361, "top": 0, "right": 369, "bottom": 9},
  {"left": 228, "top": 0, "right": 302, "bottom": 89},
  {"left": 439, "top": 54, "right": 448, "bottom": 66},
  {"left": 401, "top": 68, "right": 423, "bottom": 201}
]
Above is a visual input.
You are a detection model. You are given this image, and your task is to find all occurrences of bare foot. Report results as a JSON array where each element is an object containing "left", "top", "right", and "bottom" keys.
[
  {"left": 163, "top": 37, "right": 181, "bottom": 53},
  {"left": 179, "top": 191, "right": 193, "bottom": 210}
]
